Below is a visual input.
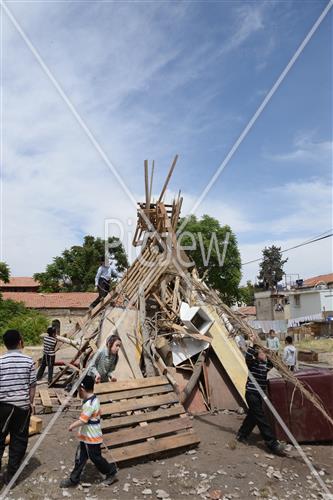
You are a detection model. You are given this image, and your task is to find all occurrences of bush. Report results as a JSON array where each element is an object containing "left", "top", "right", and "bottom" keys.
[{"left": 0, "top": 299, "right": 48, "bottom": 345}]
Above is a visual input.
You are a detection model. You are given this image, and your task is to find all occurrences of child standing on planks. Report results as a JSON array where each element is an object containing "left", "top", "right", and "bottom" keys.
[
  {"left": 60, "top": 375, "right": 117, "bottom": 488},
  {"left": 37, "top": 326, "right": 57, "bottom": 386}
]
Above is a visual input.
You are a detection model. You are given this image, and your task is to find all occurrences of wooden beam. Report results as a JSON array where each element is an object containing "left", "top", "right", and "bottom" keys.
[
  {"left": 101, "top": 392, "right": 179, "bottom": 416},
  {"left": 179, "top": 352, "right": 205, "bottom": 405},
  {"left": 144, "top": 159, "right": 150, "bottom": 207},
  {"left": 108, "top": 431, "right": 199, "bottom": 463},
  {"left": 158, "top": 155, "right": 178, "bottom": 203},
  {"left": 94, "top": 375, "right": 168, "bottom": 395},
  {"left": 139, "top": 286, "right": 156, "bottom": 377},
  {"left": 98, "top": 384, "right": 173, "bottom": 403},
  {"left": 149, "top": 160, "right": 155, "bottom": 205},
  {"left": 38, "top": 388, "right": 53, "bottom": 413},
  {"left": 103, "top": 417, "right": 192, "bottom": 447},
  {"left": 101, "top": 404, "right": 184, "bottom": 430}
]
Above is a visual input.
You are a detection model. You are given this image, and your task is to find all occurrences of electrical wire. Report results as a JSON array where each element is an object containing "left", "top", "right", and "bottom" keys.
[{"left": 241, "top": 230, "right": 333, "bottom": 266}]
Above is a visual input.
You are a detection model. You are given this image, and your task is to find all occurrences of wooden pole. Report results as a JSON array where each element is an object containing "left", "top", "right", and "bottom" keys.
[
  {"left": 158, "top": 155, "right": 178, "bottom": 203},
  {"left": 149, "top": 160, "right": 155, "bottom": 205},
  {"left": 179, "top": 352, "right": 205, "bottom": 405},
  {"left": 144, "top": 159, "right": 150, "bottom": 208},
  {"left": 139, "top": 286, "right": 155, "bottom": 377}
]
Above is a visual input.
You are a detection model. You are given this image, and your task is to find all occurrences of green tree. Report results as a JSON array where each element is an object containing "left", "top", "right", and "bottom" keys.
[
  {"left": 0, "top": 299, "right": 48, "bottom": 345},
  {"left": 0, "top": 262, "right": 10, "bottom": 284},
  {"left": 239, "top": 280, "right": 256, "bottom": 306},
  {"left": 34, "top": 235, "right": 129, "bottom": 292},
  {"left": 257, "top": 245, "right": 288, "bottom": 290},
  {"left": 178, "top": 215, "right": 242, "bottom": 305}
]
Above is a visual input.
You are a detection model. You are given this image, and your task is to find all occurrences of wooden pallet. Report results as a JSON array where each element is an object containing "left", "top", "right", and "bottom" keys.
[
  {"left": 94, "top": 375, "right": 200, "bottom": 463},
  {"left": 35, "top": 386, "right": 81, "bottom": 413}
]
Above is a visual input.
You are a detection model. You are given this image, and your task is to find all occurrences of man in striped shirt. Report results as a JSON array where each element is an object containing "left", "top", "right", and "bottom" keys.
[
  {"left": 236, "top": 345, "right": 285, "bottom": 455},
  {"left": 37, "top": 326, "right": 57, "bottom": 385},
  {"left": 0, "top": 330, "right": 37, "bottom": 484},
  {"left": 60, "top": 375, "right": 117, "bottom": 488}
]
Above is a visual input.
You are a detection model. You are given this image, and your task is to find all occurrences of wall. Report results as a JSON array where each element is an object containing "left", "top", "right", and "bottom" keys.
[
  {"left": 289, "top": 291, "right": 322, "bottom": 318},
  {"left": 255, "top": 293, "right": 273, "bottom": 321},
  {"left": 320, "top": 289, "right": 333, "bottom": 315},
  {"left": 255, "top": 292, "right": 290, "bottom": 321},
  {"left": 35, "top": 308, "right": 89, "bottom": 336}
]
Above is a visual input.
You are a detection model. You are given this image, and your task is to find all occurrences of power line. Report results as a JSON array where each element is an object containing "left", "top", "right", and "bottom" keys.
[{"left": 242, "top": 231, "right": 333, "bottom": 266}]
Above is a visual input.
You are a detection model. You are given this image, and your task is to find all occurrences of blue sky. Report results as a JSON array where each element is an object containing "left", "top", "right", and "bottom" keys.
[{"left": 2, "top": 0, "right": 332, "bottom": 284}]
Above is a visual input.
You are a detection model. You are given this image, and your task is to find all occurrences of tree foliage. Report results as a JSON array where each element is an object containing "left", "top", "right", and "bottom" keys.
[
  {"left": 34, "top": 235, "right": 129, "bottom": 292},
  {"left": 0, "top": 262, "right": 10, "bottom": 284},
  {"left": 0, "top": 299, "right": 48, "bottom": 345},
  {"left": 178, "top": 215, "right": 242, "bottom": 305},
  {"left": 257, "top": 245, "right": 288, "bottom": 290},
  {"left": 239, "top": 280, "right": 257, "bottom": 306}
]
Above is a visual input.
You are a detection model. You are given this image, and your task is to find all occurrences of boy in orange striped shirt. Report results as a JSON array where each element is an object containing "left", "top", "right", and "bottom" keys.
[{"left": 60, "top": 375, "right": 117, "bottom": 488}]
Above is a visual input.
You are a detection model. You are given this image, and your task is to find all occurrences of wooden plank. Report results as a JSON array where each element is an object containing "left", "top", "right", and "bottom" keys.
[
  {"left": 94, "top": 376, "right": 168, "bottom": 395},
  {"left": 109, "top": 431, "right": 199, "bottom": 463},
  {"left": 98, "top": 384, "right": 173, "bottom": 403},
  {"left": 55, "top": 390, "right": 75, "bottom": 407},
  {"left": 30, "top": 416, "right": 43, "bottom": 434},
  {"left": 149, "top": 160, "right": 155, "bottom": 204},
  {"left": 103, "top": 417, "right": 192, "bottom": 447},
  {"left": 101, "top": 392, "right": 179, "bottom": 416},
  {"left": 101, "top": 405, "right": 184, "bottom": 430},
  {"left": 205, "top": 306, "right": 247, "bottom": 402},
  {"left": 144, "top": 159, "right": 150, "bottom": 207},
  {"left": 39, "top": 388, "right": 53, "bottom": 412},
  {"left": 158, "top": 155, "right": 178, "bottom": 203}
]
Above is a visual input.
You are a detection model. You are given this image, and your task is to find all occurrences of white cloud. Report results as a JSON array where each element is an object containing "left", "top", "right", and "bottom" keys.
[
  {"left": 240, "top": 235, "right": 332, "bottom": 285},
  {"left": 2, "top": 2, "right": 331, "bottom": 284},
  {"left": 264, "top": 132, "right": 333, "bottom": 164},
  {"left": 265, "top": 179, "right": 332, "bottom": 235},
  {"left": 220, "top": 3, "right": 265, "bottom": 55}
]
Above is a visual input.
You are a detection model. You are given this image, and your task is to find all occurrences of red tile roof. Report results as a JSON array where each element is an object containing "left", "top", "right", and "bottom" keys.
[
  {"left": 2, "top": 292, "right": 97, "bottom": 309},
  {"left": 0, "top": 277, "right": 40, "bottom": 288},
  {"left": 303, "top": 273, "right": 333, "bottom": 287},
  {"left": 237, "top": 306, "right": 256, "bottom": 316}
]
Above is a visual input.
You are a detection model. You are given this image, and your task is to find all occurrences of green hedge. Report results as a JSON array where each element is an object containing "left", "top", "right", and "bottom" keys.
[{"left": 0, "top": 298, "right": 48, "bottom": 345}]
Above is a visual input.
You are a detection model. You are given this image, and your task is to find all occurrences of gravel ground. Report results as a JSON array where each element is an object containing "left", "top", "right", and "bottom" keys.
[{"left": 1, "top": 410, "right": 332, "bottom": 500}]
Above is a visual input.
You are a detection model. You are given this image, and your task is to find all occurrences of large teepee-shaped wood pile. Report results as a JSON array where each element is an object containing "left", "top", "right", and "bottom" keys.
[{"left": 50, "top": 156, "right": 332, "bottom": 461}]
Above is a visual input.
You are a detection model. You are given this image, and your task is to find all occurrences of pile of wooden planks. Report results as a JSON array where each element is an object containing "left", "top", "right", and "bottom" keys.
[
  {"left": 35, "top": 386, "right": 81, "bottom": 413},
  {"left": 48, "top": 157, "right": 246, "bottom": 416},
  {"left": 95, "top": 376, "right": 200, "bottom": 463}
]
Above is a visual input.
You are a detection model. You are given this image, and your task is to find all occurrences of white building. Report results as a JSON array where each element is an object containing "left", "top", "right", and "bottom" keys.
[
  {"left": 253, "top": 273, "right": 333, "bottom": 330},
  {"left": 288, "top": 287, "right": 333, "bottom": 320}
]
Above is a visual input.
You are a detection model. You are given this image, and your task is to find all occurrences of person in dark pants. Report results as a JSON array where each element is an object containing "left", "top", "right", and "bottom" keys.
[
  {"left": 37, "top": 326, "right": 57, "bottom": 385},
  {"left": 0, "top": 330, "right": 36, "bottom": 484},
  {"left": 60, "top": 375, "right": 117, "bottom": 488},
  {"left": 236, "top": 345, "right": 285, "bottom": 456},
  {"left": 90, "top": 257, "right": 121, "bottom": 309}
]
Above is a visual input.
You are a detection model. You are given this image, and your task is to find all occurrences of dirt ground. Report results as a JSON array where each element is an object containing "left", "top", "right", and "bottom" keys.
[{"left": 1, "top": 410, "right": 332, "bottom": 500}]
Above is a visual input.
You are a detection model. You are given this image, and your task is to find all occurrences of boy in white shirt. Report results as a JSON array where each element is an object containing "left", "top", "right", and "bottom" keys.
[{"left": 283, "top": 336, "right": 297, "bottom": 371}]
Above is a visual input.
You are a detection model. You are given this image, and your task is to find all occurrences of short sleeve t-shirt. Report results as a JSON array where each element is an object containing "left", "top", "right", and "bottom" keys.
[{"left": 78, "top": 395, "right": 103, "bottom": 444}]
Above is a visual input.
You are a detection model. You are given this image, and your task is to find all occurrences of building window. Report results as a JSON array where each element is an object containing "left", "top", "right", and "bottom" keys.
[{"left": 294, "top": 295, "right": 301, "bottom": 307}]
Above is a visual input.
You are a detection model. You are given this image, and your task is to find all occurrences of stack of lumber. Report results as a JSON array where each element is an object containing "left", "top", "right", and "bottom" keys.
[
  {"left": 34, "top": 386, "right": 81, "bottom": 413},
  {"left": 49, "top": 157, "right": 246, "bottom": 416},
  {"left": 95, "top": 376, "right": 199, "bottom": 463}
]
